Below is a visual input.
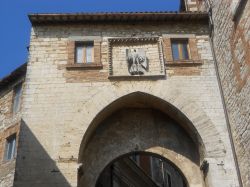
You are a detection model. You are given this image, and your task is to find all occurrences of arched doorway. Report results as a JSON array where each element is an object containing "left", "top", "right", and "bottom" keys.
[
  {"left": 96, "top": 152, "right": 188, "bottom": 187},
  {"left": 78, "top": 107, "right": 205, "bottom": 187}
]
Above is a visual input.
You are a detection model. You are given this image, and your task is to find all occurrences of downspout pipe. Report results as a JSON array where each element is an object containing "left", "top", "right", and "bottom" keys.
[{"left": 207, "top": 4, "right": 243, "bottom": 187}]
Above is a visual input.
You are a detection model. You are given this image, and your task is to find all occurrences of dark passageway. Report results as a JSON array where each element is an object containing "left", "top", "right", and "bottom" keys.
[{"left": 96, "top": 152, "right": 187, "bottom": 187}]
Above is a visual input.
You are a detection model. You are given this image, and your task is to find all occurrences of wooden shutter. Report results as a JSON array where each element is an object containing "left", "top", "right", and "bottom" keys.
[
  {"left": 162, "top": 38, "right": 173, "bottom": 62},
  {"left": 94, "top": 41, "right": 101, "bottom": 64},
  {"left": 67, "top": 41, "right": 75, "bottom": 64},
  {"left": 189, "top": 38, "right": 199, "bottom": 61}
]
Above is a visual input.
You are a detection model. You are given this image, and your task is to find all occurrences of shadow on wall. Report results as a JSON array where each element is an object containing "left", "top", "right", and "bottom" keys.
[{"left": 14, "top": 119, "right": 71, "bottom": 187}]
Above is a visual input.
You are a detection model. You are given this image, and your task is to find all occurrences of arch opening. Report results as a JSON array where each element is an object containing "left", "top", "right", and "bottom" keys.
[
  {"left": 78, "top": 92, "right": 207, "bottom": 164},
  {"left": 78, "top": 105, "right": 206, "bottom": 187},
  {"left": 96, "top": 151, "right": 188, "bottom": 187}
]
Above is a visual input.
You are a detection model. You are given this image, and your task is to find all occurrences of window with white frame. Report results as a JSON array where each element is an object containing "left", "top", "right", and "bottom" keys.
[
  {"left": 13, "top": 83, "right": 22, "bottom": 114},
  {"left": 4, "top": 134, "right": 16, "bottom": 160},
  {"left": 75, "top": 42, "right": 94, "bottom": 64}
]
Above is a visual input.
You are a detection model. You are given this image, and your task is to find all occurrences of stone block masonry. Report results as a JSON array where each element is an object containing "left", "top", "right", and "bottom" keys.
[
  {"left": 14, "top": 19, "right": 240, "bottom": 187},
  {"left": 0, "top": 81, "right": 23, "bottom": 187},
  {"left": 204, "top": 0, "right": 250, "bottom": 186}
]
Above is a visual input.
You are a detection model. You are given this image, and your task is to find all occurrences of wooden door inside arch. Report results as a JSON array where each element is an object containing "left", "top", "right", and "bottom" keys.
[{"left": 96, "top": 152, "right": 188, "bottom": 187}]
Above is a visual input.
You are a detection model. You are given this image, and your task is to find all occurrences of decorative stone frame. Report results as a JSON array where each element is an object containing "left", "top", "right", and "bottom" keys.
[
  {"left": 108, "top": 37, "right": 165, "bottom": 78},
  {"left": 230, "top": 24, "right": 250, "bottom": 91}
]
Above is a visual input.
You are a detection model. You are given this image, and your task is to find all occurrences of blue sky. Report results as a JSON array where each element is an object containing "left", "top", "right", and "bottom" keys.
[{"left": 0, "top": 0, "right": 179, "bottom": 79}]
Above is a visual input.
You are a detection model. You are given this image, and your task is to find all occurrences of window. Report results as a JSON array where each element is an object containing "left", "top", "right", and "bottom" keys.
[
  {"left": 75, "top": 42, "right": 94, "bottom": 64},
  {"left": 13, "top": 83, "right": 22, "bottom": 114},
  {"left": 4, "top": 134, "right": 16, "bottom": 160},
  {"left": 232, "top": 0, "right": 247, "bottom": 22},
  {"left": 166, "top": 172, "right": 172, "bottom": 187},
  {"left": 171, "top": 40, "right": 190, "bottom": 61}
]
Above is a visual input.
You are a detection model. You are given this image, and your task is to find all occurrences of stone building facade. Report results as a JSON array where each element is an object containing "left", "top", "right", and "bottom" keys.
[
  {"left": 0, "top": 0, "right": 249, "bottom": 187},
  {"left": 209, "top": 1, "right": 250, "bottom": 186},
  {"left": 0, "top": 64, "right": 26, "bottom": 187},
  {"left": 185, "top": 0, "right": 250, "bottom": 186}
]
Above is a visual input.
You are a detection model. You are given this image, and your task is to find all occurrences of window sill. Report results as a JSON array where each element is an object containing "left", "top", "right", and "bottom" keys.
[
  {"left": 165, "top": 60, "right": 203, "bottom": 66},
  {"left": 1, "top": 157, "right": 16, "bottom": 165},
  {"left": 66, "top": 63, "right": 103, "bottom": 70}
]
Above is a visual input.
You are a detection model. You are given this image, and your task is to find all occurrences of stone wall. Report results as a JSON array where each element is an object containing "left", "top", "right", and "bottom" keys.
[
  {"left": 199, "top": 0, "right": 250, "bottom": 186},
  {"left": 0, "top": 82, "right": 23, "bottom": 187},
  {"left": 16, "top": 21, "right": 240, "bottom": 187},
  {"left": 187, "top": 0, "right": 250, "bottom": 185}
]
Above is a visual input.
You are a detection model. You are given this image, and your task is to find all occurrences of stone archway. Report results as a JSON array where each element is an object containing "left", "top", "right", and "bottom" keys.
[
  {"left": 96, "top": 151, "right": 188, "bottom": 187},
  {"left": 78, "top": 107, "right": 206, "bottom": 187},
  {"left": 76, "top": 91, "right": 226, "bottom": 187},
  {"left": 78, "top": 91, "right": 225, "bottom": 162}
]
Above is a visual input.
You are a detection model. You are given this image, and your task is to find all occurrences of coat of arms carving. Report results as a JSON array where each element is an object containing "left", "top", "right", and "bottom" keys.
[{"left": 126, "top": 49, "right": 148, "bottom": 75}]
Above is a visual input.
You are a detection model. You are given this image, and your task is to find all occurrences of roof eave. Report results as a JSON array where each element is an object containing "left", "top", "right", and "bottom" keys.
[
  {"left": 28, "top": 12, "right": 209, "bottom": 25},
  {"left": 0, "top": 63, "right": 27, "bottom": 90}
]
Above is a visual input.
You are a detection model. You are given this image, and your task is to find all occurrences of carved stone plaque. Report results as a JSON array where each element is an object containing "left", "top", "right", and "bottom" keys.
[
  {"left": 108, "top": 37, "right": 165, "bottom": 78},
  {"left": 126, "top": 49, "right": 148, "bottom": 75}
]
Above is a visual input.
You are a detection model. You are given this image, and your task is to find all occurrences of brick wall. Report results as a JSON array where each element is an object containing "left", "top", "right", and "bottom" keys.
[{"left": 207, "top": 0, "right": 250, "bottom": 186}]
